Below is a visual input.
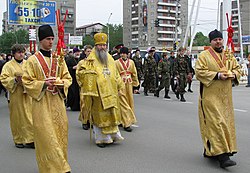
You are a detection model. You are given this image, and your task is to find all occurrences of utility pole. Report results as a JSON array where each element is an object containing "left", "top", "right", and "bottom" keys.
[
  {"left": 236, "top": 0, "right": 244, "bottom": 60},
  {"left": 107, "top": 13, "right": 112, "bottom": 51},
  {"left": 183, "top": 0, "right": 197, "bottom": 48},
  {"left": 189, "top": 0, "right": 202, "bottom": 53}
]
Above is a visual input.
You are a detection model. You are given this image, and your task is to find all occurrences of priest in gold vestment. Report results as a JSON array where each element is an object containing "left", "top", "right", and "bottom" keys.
[
  {"left": 76, "top": 45, "right": 92, "bottom": 130},
  {"left": 22, "top": 25, "right": 72, "bottom": 173},
  {"left": 195, "top": 29, "right": 241, "bottom": 168},
  {"left": 115, "top": 47, "right": 139, "bottom": 132},
  {"left": 78, "top": 33, "right": 124, "bottom": 148},
  {"left": 0, "top": 44, "right": 34, "bottom": 148}
]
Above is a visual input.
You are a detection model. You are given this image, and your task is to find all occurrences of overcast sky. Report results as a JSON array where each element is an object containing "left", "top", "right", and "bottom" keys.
[{"left": 0, "top": 0, "right": 220, "bottom": 36}]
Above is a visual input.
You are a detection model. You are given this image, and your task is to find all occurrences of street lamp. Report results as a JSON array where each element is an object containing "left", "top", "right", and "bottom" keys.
[{"left": 107, "top": 13, "right": 112, "bottom": 51}]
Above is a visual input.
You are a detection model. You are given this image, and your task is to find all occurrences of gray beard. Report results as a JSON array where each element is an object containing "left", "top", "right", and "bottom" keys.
[{"left": 95, "top": 49, "right": 108, "bottom": 66}]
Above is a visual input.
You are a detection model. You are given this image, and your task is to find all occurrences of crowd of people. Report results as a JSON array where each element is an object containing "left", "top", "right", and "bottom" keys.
[{"left": 0, "top": 25, "right": 243, "bottom": 172}]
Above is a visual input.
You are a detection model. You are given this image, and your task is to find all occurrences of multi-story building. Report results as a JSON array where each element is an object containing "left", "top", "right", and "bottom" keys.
[
  {"left": 220, "top": 0, "right": 250, "bottom": 52},
  {"left": 1, "top": 0, "right": 76, "bottom": 36},
  {"left": 123, "top": 0, "right": 188, "bottom": 50},
  {"left": 57, "top": 0, "right": 76, "bottom": 36},
  {"left": 76, "top": 23, "right": 106, "bottom": 37}
]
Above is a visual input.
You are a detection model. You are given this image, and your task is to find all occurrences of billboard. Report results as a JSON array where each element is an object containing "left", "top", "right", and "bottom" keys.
[
  {"left": 242, "top": 35, "right": 250, "bottom": 45},
  {"left": 69, "top": 36, "right": 83, "bottom": 45},
  {"left": 8, "top": 0, "right": 56, "bottom": 26}
]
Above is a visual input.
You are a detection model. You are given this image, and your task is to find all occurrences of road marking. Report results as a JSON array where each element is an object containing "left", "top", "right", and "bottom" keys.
[
  {"left": 234, "top": 109, "right": 248, "bottom": 113},
  {"left": 163, "top": 98, "right": 172, "bottom": 101},
  {"left": 182, "top": 101, "right": 194, "bottom": 104}
]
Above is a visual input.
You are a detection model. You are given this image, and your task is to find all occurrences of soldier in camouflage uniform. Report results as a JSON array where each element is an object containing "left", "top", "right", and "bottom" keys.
[
  {"left": 173, "top": 47, "right": 190, "bottom": 102},
  {"left": 131, "top": 49, "right": 143, "bottom": 94},
  {"left": 143, "top": 50, "right": 157, "bottom": 96},
  {"left": 154, "top": 53, "right": 172, "bottom": 98}
]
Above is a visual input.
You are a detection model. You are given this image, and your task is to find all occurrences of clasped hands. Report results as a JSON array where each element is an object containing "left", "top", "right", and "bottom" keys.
[
  {"left": 44, "top": 77, "right": 64, "bottom": 89},
  {"left": 218, "top": 72, "right": 235, "bottom": 80}
]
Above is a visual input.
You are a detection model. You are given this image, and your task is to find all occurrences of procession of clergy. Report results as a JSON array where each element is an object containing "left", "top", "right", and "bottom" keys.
[{"left": 0, "top": 24, "right": 241, "bottom": 172}]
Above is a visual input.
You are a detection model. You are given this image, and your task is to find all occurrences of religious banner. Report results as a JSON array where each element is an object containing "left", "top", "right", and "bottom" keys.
[{"left": 8, "top": 0, "right": 56, "bottom": 26}]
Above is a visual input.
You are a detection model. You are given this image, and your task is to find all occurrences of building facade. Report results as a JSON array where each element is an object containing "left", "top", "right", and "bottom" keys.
[
  {"left": 76, "top": 23, "right": 106, "bottom": 37},
  {"left": 123, "top": 0, "right": 188, "bottom": 50},
  {"left": 220, "top": 0, "right": 250, "bottom": 53}
]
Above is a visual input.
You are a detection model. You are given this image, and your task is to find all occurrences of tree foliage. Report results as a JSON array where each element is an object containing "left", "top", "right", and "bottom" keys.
[
  {"left": 102, "top": 24, "right": 123, "bottom": 51},
  {"left": 192, "top": 32, "right": 210, "bottom": 46},
  {"left": 82, "top": 24, "right": 123, "bottom": 51},
  {"left": 83, "top": 35, "right": 95, "bottom": 47},
  {"left": 0, "top": 29, "right": 29, "bottom": 54}
]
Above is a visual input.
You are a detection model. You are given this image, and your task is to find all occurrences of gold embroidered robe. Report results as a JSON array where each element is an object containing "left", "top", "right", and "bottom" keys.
[
  {"left": 22, "top": 54, "right": 72, "bottom": 173},
  {"left": 0, "top": 59, "right": 33, "bottom": 144},
  {"left": 195, "top": 47, "right": 241, "bottom": 156},
  {"left": 115, "top": 58, "right": 139, "bottom": 127},
  {"left": 76, "top": 59, "right": 89, "bottom": 124},
  {"left": 79, "top": 49, "right": 124, "bottom": 135}
]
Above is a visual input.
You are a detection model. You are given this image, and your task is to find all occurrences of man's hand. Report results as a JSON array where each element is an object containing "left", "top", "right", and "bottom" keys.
[
  {"left": 219, "top": 73, "right": 228, "bottom": 80},
  {"left": 73, "top": 65, "right": 77, "bottom": 70},
  {"left": 45, "top": 78, "right": 56, "bottom": 86},
  {"left": 15, "top": 76, "right": 22, "bottom": 84}
]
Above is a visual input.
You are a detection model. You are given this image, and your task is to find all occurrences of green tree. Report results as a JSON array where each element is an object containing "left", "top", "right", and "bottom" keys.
[
  {"left": 83, "top": 35, "right": 95, "bottom": 47},
  {"left": 0, "top": 29, "right": 29, "bottom": 54},
  {"left": 102, "top": 24, "right": 123, "bottom": 51},
  {"left": 192, "top": 32, "right": 210, "bottom": 46}
]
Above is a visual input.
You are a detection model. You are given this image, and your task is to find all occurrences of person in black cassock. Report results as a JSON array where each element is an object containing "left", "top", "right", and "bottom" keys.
[{"left": 65, "top": 47, "right": 81, "bottom": 111}]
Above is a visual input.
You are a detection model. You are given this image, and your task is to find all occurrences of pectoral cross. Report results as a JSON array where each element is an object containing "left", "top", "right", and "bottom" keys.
[{"left": 102, "top": 66, "right": 110, "bottom": 78}]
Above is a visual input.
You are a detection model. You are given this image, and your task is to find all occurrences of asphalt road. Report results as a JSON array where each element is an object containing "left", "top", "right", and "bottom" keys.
[{"left": 0, "top": 80, "right": 249, "bottom": 173}]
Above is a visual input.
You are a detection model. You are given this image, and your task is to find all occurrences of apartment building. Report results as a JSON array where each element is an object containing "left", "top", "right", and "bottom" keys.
[
  {"left": 220, "top": 0, "right": 250, "bottom": 52},
  {"left": 123, "top": 0, "right": 188, "bottom": 50}
]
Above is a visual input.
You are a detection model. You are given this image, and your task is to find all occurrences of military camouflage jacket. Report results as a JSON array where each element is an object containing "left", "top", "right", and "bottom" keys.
[
  {"left": 131, "top": 55, "right": 143, "bottom": 78},
  {"left": 158, "top": 58, "right": 172, "bottom": 76},
  {"left": 143, "top": 55, "right": 157, "bottom": 76},
  {"left": 174, "top": 55, "right": 190, "bottom": 75}
]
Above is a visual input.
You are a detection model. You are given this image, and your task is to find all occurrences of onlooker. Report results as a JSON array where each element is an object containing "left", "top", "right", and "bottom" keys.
[
  {"left": 65, "top": 47, "right": 81, "bottom": 111},
  {"left": 131, "top": 49, "right": 143, "bottom": 94},
  {"left": 246, "top": 54, "right": 250, "bottom": 87}
]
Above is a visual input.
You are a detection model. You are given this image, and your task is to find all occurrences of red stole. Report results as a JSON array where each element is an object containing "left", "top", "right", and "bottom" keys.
[
  {"left": 118, "top": 58, "right": 132, "bottom": 83},
  {"left": 208, "top": 47, "right": 227, "bottom": 69},
  {"left": 35, "top": 52, "right": 58, "bottom": 94}
]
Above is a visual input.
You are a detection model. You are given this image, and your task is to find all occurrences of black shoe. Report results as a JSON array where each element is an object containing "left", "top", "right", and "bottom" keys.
[
  {"left": 220, "top": 159, "right": 237, "bottom": 168},
  {"left": 96, "top": 143, "right": 106, "bottom": 148},
  {"left": 15, "top": 143, "right": 24, "bottom": 148},
  {"left": 246, "top": 85, "right": 250, "bottom": 87},
  {"left": 25, "top": 142, "right": 35, "bottom": 149},
  {"left": 180, "top": 97, "right": 186, "bottom": 102},
  {"left": 82, "top": 124, "right": 89, "bottom": 130},
  {"left": 175, "top": 92, "right": 179, "bottom": 99},
  {"left": 66, "top": 171, "right": 71, "bottom": 173},
  {"left": 124, "top": 126, "right": 133, "bottom": 132},
  {"left": 188, "top": 89, "right": 193, "bottom": 93},
  {"left": 118, "top": 124, "right": 123, "bottom": 127},
  {"left": 164, "top": 95, "right": 171, "bottom": 99},
  {"left": 144, "top": 92, "right": 148, "bottom": 96},
  {"left": 154, "top": 89, "right": 159, "bottom": 97},
  {"left": 180, "top": 94, "right": 186, "bottom": 102}
]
